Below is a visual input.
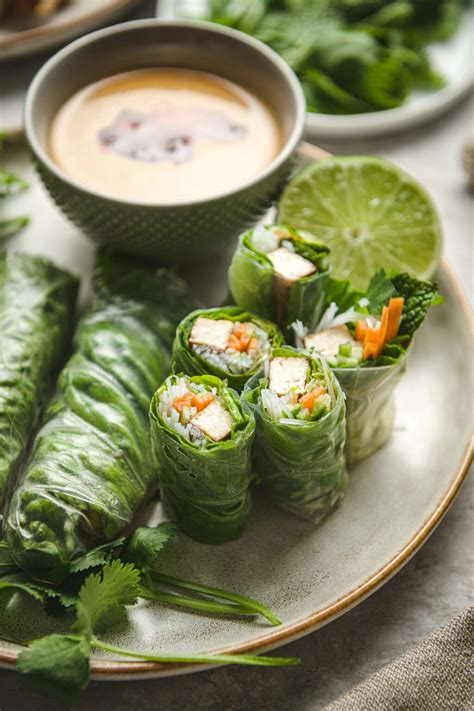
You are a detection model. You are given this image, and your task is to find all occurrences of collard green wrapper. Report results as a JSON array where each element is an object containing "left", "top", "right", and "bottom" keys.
[
  {"left": 6, "top": 252, "right": 193, "bottom": 584},
  {"left": 149, "top": 374, "right": 255, "bottom": 544},
  {"left": 244, "top": 347, "right": 348, "bottom": 523},
  {"left": 0, "top": 252, "right": 78, "bottom": 509},
  {"left": 172, "top": 306, "right": 282, "bottom": 392},
  {"left": 228, "top": 225, "right": 330, "bottom": 338}
]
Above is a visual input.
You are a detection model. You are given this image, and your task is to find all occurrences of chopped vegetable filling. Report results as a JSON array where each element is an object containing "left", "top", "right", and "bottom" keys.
[
  {"left": 263, "top": 356, "right": 331, "bottom": 422},
  {"left": 158, "top": 376, "right": 234, "bottom": 445},
  {"left": 189, "top": 317, "right": 271, "bottom": 375}
]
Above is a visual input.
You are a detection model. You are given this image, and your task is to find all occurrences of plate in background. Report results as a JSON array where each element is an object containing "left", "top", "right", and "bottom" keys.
[{"left": 157, "top": 0, "right": 474, "bottom": 139}]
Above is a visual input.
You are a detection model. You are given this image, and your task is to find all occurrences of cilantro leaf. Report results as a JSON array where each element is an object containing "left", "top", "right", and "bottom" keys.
[
  {"left": 70, "top": 537, "right": 125, "bottom": 574},
  {"left": 17, "top": 634, "right": 90, "bottom": 703},
  {"left": 121, "top": 524, "right": 179, "bottom": 573},
  {"left": 73, "top": 560, "right": 141, "bottom": 639}
]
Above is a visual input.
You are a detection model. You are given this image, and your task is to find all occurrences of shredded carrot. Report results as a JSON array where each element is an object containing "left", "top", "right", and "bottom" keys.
[
  {"left": 233, "top": 322, "right": 248, "bottom": 340},
  {"left": 386, "top": 297, "right": 404, "bottom": 341},
  {"left": 173, "top": 392, "right": 194, "bottom": 412},
  {"left": 363, "top": 306, "right": 389, "bottom": 360},
  {"left": 300, "top": 386, "right": 326, "bottom": 411},
  {"left": 193, "top": 392, "right": 214, "bottom": 412},
  {"left": 355, "top": 320, "right": 368, "bottom": 342},
  {"left": 247, "top": 337, "right": 259, "bottom": 351},
  {"left": 228, "top": 333, "right": 242, "bottom": 351},
  {"left": 228, "top": 322, "right": 255, "bottom": 352}
]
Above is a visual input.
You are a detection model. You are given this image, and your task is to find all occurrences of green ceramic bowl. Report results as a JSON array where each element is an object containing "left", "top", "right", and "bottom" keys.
[{"left": 24, "top": 19, "right": 305, "bottom": 265}]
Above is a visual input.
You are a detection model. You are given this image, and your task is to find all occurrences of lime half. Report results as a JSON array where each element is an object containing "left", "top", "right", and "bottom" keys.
[{"left": 278, "top": 156, "right": 442, "bottom": 290}]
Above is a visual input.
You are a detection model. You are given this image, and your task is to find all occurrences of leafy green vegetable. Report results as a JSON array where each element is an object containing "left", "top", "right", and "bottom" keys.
[
  {"left": 172, "top": 306, "right": 283, "bottom": 392},
  {"left": 150, "top": 374, "right": 256, "bottom": 544},
  {"left": 206, "top": 0, "right": 466, "bottom": 114},
  {"left": 391, "top": 272, "right": 443, "bottom": 335},
  {"left": 69, "top": 537, "right": 125, "bottom": 574},
  {"left": 120, "top": 525, "right": 178, "bottom": 573},
  {"left": 5, "top": 252, "right": 194, "bottom": 584},
  {"left": 0, "top": 252, "right": 78, "bottom": 507},
  {"left": 244, "top": 347, "right": 348, "bottom": 522},
  {"left": 17, "top": 560, "right": 298, "bottom": 701}
]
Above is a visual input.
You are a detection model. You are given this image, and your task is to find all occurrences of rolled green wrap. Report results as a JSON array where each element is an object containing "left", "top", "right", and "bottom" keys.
[
  {"left": 0, "top": 252, "right": 78, "bottom": 509},
  {"left": 6, "top": 252, "right": 193, "bottom": 583},
  {"left": 228, "top": 224, "right": 330, "bottom": 338},
  {"left": 172, "top": 306, "right": 282, "bottom": 392},
  {"left": 149, "top": 374, "right": 256, "bottom": 544},
  {"left": 243, "top": 347, "right": 348, "bottom": 523}
]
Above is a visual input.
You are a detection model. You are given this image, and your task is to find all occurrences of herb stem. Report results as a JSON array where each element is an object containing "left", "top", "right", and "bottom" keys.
[
  {"left": 150, "top": 571, "right": 281, "bottom": 626},
  {"left": 91, "top": 637, "right": 299, "bottom": 667},
  {"left": 140, "top": 587, "right": 256, "bottom": 617}
]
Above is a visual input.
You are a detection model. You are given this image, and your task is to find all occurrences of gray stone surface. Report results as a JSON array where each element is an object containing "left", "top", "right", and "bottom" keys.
[{"left": 0, "top": 2, "right": 472, "bottom": 707}]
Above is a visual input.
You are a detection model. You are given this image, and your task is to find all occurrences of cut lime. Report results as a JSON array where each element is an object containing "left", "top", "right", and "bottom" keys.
[{"left": 277, "top": 156, "right": 442, "bottom": 290}]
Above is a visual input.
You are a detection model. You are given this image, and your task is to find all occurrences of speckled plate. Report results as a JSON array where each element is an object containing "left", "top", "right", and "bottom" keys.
[{"left": 0, "top": 144, "right": 472, "bottom": 679}]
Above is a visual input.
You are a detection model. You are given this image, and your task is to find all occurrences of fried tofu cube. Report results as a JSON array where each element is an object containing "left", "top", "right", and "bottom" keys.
[
  {"left": 189, "top": 317, "right": 233, "bottom": 352},
  {"left": 304, "top": 325, "right": 357, "bottom": 359},
  {"left": 269, "top": 356, "right": 309, "bottom": 396},
  {"left": 191, "top": 400, "right": 233, "bottom": 442},
  {"left": 267, "top": 247, "right": 316, "bottom": 323}
]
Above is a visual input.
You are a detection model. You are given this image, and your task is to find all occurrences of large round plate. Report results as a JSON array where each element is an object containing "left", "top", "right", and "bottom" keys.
[
  {"left": 0, "top": 0, "right": 143, "bottom": 62},
  {"left": 0, "top": 145, "right": 472, "bottom": 677},
  {"left": 158, "top": 0, "right": 474, "bottom": 139}
]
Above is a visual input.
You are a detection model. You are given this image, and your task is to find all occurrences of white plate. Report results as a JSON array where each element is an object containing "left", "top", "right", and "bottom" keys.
[
  {"left": 157, "top": 0, "right": 474, "bottom": 139},
  {"left": 0, "top": 0, "right": 143, "bottom": 62},
  {"left": 0, "top": 143, "right": 472, "bottom": 678}
]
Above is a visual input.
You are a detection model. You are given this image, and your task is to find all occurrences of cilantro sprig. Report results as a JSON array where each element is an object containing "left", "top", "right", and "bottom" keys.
[{"left": 17, "top": 559, "right": 298, "bottom": 702}]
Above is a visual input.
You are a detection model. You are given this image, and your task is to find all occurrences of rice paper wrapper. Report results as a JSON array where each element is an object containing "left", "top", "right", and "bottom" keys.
[
  {"left": 172, "top": 306, "right": 282, "bottom": 393},
  {"left": 243, "top": 352, "right": 348, "bottom": 523},
  {"left": 335, "top": 355, "right": 409, "bottom": 464},
  {"left": 149, "top": 375, "right": 255, "bottom": 544},
  {"left": 228, "top": 231, "right": 330, "bottom": 338},
  {"left": 6, "top": 254, "right": 193, "bottom": 584}
]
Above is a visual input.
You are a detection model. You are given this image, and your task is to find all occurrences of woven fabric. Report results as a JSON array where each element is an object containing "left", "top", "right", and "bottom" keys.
[{"left": 324, "top": 607, "right": 474, "bottom": 711}]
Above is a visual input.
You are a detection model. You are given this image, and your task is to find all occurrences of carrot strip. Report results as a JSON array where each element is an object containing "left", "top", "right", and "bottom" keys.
[
  {"left": 385, "top": 297, "right": 404, "bottom": 341},
  {"left": 173, "top": 392, "right": 194, "bottom": 412},
  {"left": 192, "top": 392, "right": 214, "bottom": 412},
  {"left": 300, "top": 386, "right": 326, "bottom": 411},
  {"left": 355, "top": 320, "right": 368, "bottom": 342},
  {"left": 247, "top": 337, "right": 259, "bottom": 351}
]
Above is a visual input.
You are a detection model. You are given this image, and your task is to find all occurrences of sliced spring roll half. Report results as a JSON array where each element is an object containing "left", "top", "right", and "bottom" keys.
[
  {"left": 149, "top": 374, "right": 255, "bottom": 544},
  {"left": 6, "top": 252, "right": 193, "bottom": 584},
  {"left": 172, "top": 307, "right": 282, "bottom": 392},
  {"left": 243, "top": 347, "right": 347, "bottom": 523},
  {"left": 293, "top": 270, "right": 442, "bottom": 463},
  {"left": 0, "top": 252, "right": 78, "bottom": 512},
  {"left": 228, "top": 224, "right": 330, "bottom": 337}
]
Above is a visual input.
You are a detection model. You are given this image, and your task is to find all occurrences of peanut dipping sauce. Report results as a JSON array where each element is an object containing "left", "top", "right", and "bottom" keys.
[{"left": 48, "top": 69, "right": 282, "bottom": 204}]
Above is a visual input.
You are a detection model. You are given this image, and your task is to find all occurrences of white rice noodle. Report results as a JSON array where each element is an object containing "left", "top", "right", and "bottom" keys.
[
  {"left": 291, "top": 320, "right": 308, "bottom": 349},
  {"left": 251, "top": 225, "right": 279, "bottom": 253},
  {"left": 261, "top": 388, "right": 294, "bottom": 421},
  {"left": 315, "top": 302, "right": 367, "bottom": 333},
  {"left": 318, "top": 354, "right": 335, "bottom": 405},
  {"left": 158, "top": 376, "right": 222, "bottom": 446}
]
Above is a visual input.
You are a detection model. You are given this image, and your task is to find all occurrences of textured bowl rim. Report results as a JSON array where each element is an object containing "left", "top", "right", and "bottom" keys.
[
  {"left": 24, "top": 18, "right": 306, "bottom": 208},
  {"left": 0, "top": 258, "right": 472, "bottom": 677}
]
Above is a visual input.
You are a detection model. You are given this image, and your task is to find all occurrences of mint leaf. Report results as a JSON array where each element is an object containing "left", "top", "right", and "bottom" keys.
[
  {"left": 70, "top": 537, "right": 125, "bottom": 574},
  {"left": 365, "top": 269, "right": 398, "bottom": 314},
  {"left": 17, "top": 634, "right": 90, "bottom": 703},
  {"left": 121, "top": 524, "right": 178, "bottom": 572},
  {"left": 73, "top": 560, "right": 141, "bottom": 639}
]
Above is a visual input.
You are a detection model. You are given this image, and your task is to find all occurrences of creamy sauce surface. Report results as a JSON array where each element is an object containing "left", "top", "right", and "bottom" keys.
[{"left": 49, "top": 69, "right": 282, "bottom": 203}]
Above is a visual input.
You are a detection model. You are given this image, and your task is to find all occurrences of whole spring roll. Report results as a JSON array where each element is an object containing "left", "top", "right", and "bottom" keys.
[
  {"left": 172, "top": 306, "right": 282, "bottom": 392},
  {"left": 243, "top": 347, "right": 348, "bottom": 523},
  {"left": 149, "top": 373, "right": 255, "bottom": 544},
  {"left": 0, "top": 252, "right": 78, "bottom": 510},
  {"left": 228, "top": 224, "right": 330, "bottom": 338},
  {"left": 293, "top": 270, "right": 442, "bottom": 463},
  {"left": 6, "top": 252, "right": 193, "bottom": 583}
]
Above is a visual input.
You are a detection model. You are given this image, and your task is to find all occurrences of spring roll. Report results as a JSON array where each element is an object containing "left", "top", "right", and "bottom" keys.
[
  {"left": 149, "top": 374, "right": 255, "bottom": 544},
  {"left": 244, "top": 347, "right": 348, "bottom": 523},
  {"left": 0, "top": 252, "right": 78, "bottom": 511},
  {"left": 5, "top": 252, "right": 193, "bottom": 583}
]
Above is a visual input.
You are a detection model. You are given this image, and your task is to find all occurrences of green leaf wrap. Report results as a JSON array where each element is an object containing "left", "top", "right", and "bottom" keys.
[
  {"left": 334, "top": 357, "right": 408, "bottom": 464},
  {"left": 228, "top": 226, "right": 330, "bottom": 338},
  {"left": 0, "top": 252, "right": 78, "bottom": 507},
  {"left": 149, "top": 374, "right": 256, "bottom": 544},
  {"left": 172, "top": 306, "right": 282, "bottom": 392},
  {"left": 243, "top": 347, "right": 348, "bottom": 523},
  {"left": 6, "top": 253, "right": 193, "bottom": 584}
]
